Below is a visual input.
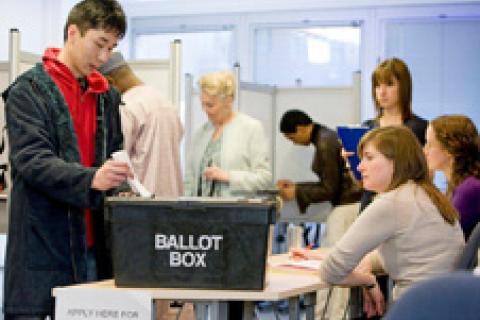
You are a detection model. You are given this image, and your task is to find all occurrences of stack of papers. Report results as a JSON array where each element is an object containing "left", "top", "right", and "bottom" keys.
[{"left": 269, "top": 259, "right": 322, "bottom": 271}]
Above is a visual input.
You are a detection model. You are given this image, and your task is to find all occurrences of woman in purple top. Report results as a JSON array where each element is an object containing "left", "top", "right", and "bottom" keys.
[{"left": 424, "top": 115, "right": 480, "bottom": 239}]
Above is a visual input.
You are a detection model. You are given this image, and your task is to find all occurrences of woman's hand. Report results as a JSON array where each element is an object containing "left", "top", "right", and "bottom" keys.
[
  {"left": 362, "top": 282, "right": 385, "bottom": 318},
  {"left": 341, "top": 148, "right": 355, "bottom": 163},
  {"left": 290, "top": 247, "right": 325, "bottom": 261},
  {"left": 204, "top": 166, "right": 230, "bottom": 182},
  {"left": 277, "top": 179, "right": 296, "bottom": 201},
  {"left": 341, "top": 147, "right": 361, "bottom": 182},
  {"left": 340, "top": 148, "right": 355, "bottom": 165}
]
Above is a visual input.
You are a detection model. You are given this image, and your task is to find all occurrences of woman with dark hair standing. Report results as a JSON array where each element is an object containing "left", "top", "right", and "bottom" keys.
[
  {"left": 359, "top": 58, "right": 428, "bottom": 210},
  {"left": 424, "top": 115, "right": 480, "bottom": 239},
  {"left": 364, "top": 57, "right": 427, "bottom": 144}
]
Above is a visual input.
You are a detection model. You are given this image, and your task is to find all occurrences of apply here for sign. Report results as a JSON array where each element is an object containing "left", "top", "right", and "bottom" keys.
[{"left": 55, "top": 288, "right": 152, "bottom": 320}]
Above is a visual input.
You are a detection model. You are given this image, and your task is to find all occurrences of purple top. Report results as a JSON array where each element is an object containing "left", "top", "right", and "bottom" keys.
[{"left": 452, "top": 176, "right": 480, "bottom": 239}]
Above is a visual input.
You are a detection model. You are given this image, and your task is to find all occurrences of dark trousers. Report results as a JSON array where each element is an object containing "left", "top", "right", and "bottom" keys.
[{"left": 228, "top": 301, "right": 244, "bottom": 319}]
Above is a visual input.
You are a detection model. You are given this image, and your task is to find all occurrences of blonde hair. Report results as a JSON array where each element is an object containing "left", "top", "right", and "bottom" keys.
[
  {"left": 430, "top": 115, "right": 480, "bottom": 197},
  {"left": 198, "top": 71, "right": 236, "bottom": 100},
  {"left": 358, "top": 126, "right": 458, "bottom": 225}
]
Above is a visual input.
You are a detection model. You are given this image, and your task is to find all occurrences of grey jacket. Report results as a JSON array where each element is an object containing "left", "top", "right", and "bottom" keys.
[
  {"left": 2, "top": 63, "right": 123, "bottom": 315},
  {"left": 184, "top": 112, "right": 272, "bottom": 197}
]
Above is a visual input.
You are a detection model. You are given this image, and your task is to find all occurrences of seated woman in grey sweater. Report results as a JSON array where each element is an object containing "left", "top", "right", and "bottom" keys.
[{"left": 292, "top": 126, "right": 465, "bottom": 318}]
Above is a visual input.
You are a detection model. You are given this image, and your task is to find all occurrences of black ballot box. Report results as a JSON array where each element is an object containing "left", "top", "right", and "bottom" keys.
[{"left": 106, "top": 197, "right": 277, "bottom": 290}]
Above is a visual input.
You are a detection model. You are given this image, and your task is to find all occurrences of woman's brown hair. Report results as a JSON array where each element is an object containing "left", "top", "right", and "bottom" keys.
[
  {"left": 372, "top": 58, "right": 413, "bottom": 122},
  {"left": 430, "top": 115, "right": 480, "bottom": 197},
  {"left": 358, "top": 126, "right": 458, "bottom": 225}
]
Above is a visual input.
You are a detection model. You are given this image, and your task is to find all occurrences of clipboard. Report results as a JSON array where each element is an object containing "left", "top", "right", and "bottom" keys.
[{"left": 337, "top": 126, "right": 370, "bottom": 180}]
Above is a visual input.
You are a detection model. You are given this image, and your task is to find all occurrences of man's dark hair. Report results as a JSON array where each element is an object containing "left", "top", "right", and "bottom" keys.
[
  {"left": 279, "top": 109, "right": 313, "bottom": 134},
  {"left": 63, "top": 0, "right": 127, "bottom": 42}
]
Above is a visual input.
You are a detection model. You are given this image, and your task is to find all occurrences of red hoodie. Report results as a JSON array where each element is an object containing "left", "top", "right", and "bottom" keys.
[{"left": 43, "top": 48, "right": 109, "bottom": 248}]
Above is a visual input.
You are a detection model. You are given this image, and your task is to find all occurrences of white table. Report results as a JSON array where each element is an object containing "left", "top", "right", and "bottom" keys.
[{"left": 53, "top": 255, "right": 327, "bottom": 320}]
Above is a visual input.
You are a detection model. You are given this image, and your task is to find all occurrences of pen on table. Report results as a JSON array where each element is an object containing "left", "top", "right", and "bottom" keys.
[{"left": 291, "top": 243, "right": 313, "bottom": 261}]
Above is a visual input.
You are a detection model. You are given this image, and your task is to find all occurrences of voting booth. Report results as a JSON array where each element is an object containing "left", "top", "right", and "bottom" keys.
[{"left": 107, "top": 198, "right": 277, "bottom": 290}]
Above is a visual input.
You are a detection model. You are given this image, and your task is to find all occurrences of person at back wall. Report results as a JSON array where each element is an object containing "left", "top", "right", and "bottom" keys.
[
  {"left": 184, "top": 70, "right": 271, "bottom": 198},
  {"left": 99, "top": 52, "right": 183, "bottom": 197},
  {"left": 184, "top": 70, "right": 272, "bottom": 320}
]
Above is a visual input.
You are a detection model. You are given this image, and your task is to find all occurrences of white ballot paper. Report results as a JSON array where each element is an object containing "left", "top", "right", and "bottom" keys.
[
  {"left": 111, "top": 150, "right": 153, "bottom": 198},
  {"left": 269, "top": 259, "right": 322, "bottom": 271}
]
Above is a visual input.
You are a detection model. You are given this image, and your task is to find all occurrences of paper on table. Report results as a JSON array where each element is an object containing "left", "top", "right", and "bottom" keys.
[
  {"left": 111, "top": 150, "right": 153, "bottom": 198},
  {"left": 269, "top": 259, "right": 322, "bottom": 271}
]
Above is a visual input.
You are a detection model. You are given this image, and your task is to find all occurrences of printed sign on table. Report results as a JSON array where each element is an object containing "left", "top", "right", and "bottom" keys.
[{"left": 55, "top": 288, "right": 152, "bottom": 320}]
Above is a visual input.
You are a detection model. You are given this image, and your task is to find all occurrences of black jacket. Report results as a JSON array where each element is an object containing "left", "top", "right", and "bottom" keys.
[
  {"left": 2, "top": 63, "right": 123, "bottom": 315},
  {"left": 296, "top": 123, "right": 361, "bottom": 213}
]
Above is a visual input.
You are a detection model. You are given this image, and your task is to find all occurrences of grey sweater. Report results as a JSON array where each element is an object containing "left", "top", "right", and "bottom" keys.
[{"left": 320, "top": 181, "right": 465, "bottom": 299}]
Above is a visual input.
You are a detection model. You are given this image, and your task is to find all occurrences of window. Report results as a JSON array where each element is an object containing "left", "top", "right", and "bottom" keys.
[
  {"left": 385, "top": 17, "right": 480, "bottom": 189},
  {"left": 384, "top": 17, "right": 480, "bottom": 127},
  {"left": 254, "top": 25, "right": 361, "bottom": 87},
  {"left": 134, "top": 30, "right": 235, "bottom": 82}
]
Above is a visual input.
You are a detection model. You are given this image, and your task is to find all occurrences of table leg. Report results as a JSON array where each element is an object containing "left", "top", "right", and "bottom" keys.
[
  {"left": 194, "top": 302, "right": 208, "bottom": 320},
  {"left": 152, "top": 300, "right": 157, "bottom": 320},
  {"left": 242, "top": 301, "right": 255, "bottom": 320},
  {"left": 304, "top": 292, "right": 317, "bottom": 320},
  {"left": 288, "top": 297, "right": 300, "bottom": 320},
  {"left": 208, "top": 301, "right": 228, "bottom": 320}
]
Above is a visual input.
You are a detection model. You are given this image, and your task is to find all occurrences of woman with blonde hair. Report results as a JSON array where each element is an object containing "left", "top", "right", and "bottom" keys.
[
  {"left": 184, "top": 70, "right": 271, "bottom": 198},
  {"left": 424, "top": 115, "right": 480, "bottom": 239},
  {"left": 184, "top": 72, "right": 271, "bottom": 319},
  {"left": 293, "top": 126, "right": 464, "bottom": 318}
]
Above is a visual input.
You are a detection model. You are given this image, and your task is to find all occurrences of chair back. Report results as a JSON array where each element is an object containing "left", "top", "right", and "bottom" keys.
[{"left": 456, "top": 222, "right": 480, "bottom": 270}]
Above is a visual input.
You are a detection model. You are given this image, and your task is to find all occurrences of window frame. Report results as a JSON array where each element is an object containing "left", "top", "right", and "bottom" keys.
[{"left": 252, "top": 20, "right": 363, "bottom": 87}]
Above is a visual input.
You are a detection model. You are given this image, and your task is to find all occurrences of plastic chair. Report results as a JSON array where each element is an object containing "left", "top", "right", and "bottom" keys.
[
  {"left": 456, "top": 222, "right": 480, "bottom": 270},
  {"left": 384, "top": 272, "right": 480, "bottom": 320}
]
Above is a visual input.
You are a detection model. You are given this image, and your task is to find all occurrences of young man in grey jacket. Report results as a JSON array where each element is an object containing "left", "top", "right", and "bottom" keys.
[{"left": 2, "top": 1, "right": 131, "bottom": 318}]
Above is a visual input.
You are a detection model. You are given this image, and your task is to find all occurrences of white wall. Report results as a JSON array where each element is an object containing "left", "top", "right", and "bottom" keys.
[
  {"left": 1, "top": 0, "right": 479, "bottom": 121},
  {"left": 122, "top": 0, "right": 480, "bottom": 122},
  {"left": 121, "top": 0, "right": 480, "bottom": 15},
  {"left": 0, "top": 0, "right": 50, "bottom": 60}
]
